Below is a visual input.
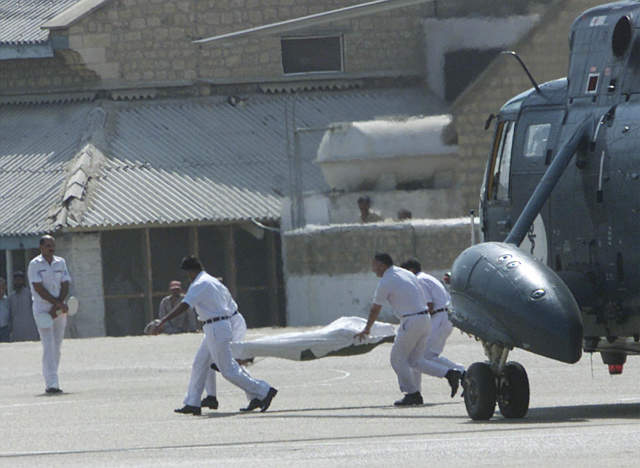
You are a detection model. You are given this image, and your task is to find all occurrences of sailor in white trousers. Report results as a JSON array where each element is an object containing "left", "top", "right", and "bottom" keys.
[
  {"left": 356, "top": 253, "right": 461, "bottom": 406},
  {"left": 28, "top": 235, "right": 71, "bottom": 394},
  {"left": 155, "top": 255, "right": 277, "bottom": 415},
  {"left": 184, "top": 310, "right": 248, "bottom": 410},
  {"left": 401, "top": 259, "right": 465, "bottom": 395}
]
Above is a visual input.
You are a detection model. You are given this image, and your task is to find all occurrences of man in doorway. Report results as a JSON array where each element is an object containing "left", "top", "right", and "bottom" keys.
[
  {"left": 28, "top": 235, "right": 71, "bottom": 394},
  {"left": 153, "top": 256, "right": 277, "bottom": 415},
  {"left": 157, "top": 280, "right": 198, "bottom": 334},
  {"left": 355, "top": 253, "right": 461, "bottom": 406},
  {"left": 357, "top": 195, "right": 383, "bottom": 223},
  {"left": 0, "top": 278, "right": 9, "bottom": 342},
  {"left": 401, "top": 259, "right": 465, "bottom": 392},
  {"left": 9, "top": 270, "right": 38, "bottom": 341}
]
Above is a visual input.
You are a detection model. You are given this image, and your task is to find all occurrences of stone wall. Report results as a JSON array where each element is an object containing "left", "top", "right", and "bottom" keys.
[
  {"left": 1, "top": 0, "right": 555, "bottom": 94},
  {"left": 55, "top": 232, "right": 105, "bottom": 337},
  {"left": 283, "top": 219, "right": 478, "bottom": 325},
  {"left": 451, "top": 0, "right": 604, "bottom": 212},
  {"left": 0, "top": 50, "right": 99, "bottom": 94}
]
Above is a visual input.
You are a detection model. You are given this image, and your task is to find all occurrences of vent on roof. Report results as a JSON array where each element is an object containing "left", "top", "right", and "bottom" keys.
[
  {"left": 259, "top": 80, "right": 363, "bottom": 94},
  {"left": 110, "top": 89, "right": 158, "bottom": 101}
]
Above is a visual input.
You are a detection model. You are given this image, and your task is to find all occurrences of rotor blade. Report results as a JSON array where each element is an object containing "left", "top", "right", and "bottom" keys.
[{"left": 193, "top": 0, "right": 434, "bottom": 44}]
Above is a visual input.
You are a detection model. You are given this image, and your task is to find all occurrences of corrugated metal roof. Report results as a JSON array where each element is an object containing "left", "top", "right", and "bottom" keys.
[
  {"left": 0, "top": 0, "right": 82, "bottom": 45},
  {"left": 0, "top": 87, "right": 445, "bottom": 236}
]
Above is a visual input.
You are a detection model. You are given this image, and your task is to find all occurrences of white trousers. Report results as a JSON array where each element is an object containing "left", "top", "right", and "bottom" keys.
[
  {"left": 390, "top": 314, "right": 432, "bottom": 394},
  {"left": 184, "top": 314, "right": 269, "bottom": 406},
  {"left": 424, "top": 311, "right": 465, "bottom": 374},
  {"left": 37, "top": 314, "right": 67, "bottom": 389}
]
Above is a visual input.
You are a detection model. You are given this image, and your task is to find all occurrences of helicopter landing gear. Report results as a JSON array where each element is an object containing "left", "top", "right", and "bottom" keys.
[{"left": 463, "top": 342, "right": 530, "bottom": 420}]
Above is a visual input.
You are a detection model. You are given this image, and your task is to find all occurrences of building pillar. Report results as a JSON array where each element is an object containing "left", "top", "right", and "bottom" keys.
[{"left": 5, "top": 250, "right": 13, "bottom": 293}]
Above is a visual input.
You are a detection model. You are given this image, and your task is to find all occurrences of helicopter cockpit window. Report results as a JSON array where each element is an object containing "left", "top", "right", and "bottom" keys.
[
  {"left": 487, "top": 120, "right": 514, "bottom": 201},
  {"left": 524, "top": 123, "right": 551, "bottom": 158}
]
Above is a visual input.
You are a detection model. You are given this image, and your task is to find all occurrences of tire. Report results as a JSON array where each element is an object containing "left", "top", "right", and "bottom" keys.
[
  {"left": 497, "top": 361, "right": 530, "bottom": 419},
  {"left": 463, "top": 362, "right": 497, "bottom": 420}
]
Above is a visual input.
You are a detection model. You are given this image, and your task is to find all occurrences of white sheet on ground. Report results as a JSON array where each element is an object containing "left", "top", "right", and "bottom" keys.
[{"left": 231, "top": 316, "right": 395, "bottom": 361}]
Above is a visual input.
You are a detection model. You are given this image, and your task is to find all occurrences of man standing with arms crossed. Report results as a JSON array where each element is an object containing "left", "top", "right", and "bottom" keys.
[
  {"left": 356, "top": 253, "right": 461, "bottom": 406},
  {"left": 153, "top": 255, "right": 277, "bottom": 414},
  {"left": 28, "top": 235, "right": 71, "bottom": 394}
]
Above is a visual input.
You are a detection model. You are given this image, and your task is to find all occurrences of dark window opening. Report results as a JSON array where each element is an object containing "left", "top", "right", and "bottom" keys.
[
  {"left": 444, "top": 48, "right": 501, "bottom": 102},
  {"left": 281, "top": 36, "right": 343, "bottom": 74}
]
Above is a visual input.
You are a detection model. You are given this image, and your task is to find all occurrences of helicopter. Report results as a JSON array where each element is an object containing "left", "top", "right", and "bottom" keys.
[{"left": 195, "top": 0, "right": 640, "bottom": 420}]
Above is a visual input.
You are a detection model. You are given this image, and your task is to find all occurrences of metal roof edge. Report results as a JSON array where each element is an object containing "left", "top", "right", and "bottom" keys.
[
  {"left": 42, "top": 0, "right": 114, "bottom": 30},
  {"left": 0, "top": 92, "right": 97, "bottom": 106}
]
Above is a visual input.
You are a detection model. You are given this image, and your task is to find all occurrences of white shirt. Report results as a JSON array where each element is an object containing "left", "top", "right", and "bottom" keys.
[
  {"left": 416, "top": 272, "right": 451, "bottom": 310},
  {"left": 28, "top": 254, "right": 72, "bottom": 310},
  {"left": 373, "top": 266, "right": 426, "bottom": 319},
  {"left": 182, "top": 271, "right": 237, "bottom": 321}
]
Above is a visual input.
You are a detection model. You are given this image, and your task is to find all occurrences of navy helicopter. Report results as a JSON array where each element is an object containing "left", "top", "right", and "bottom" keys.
[{"left": 196, "top": 0, "right": 640, "bottom": 420}]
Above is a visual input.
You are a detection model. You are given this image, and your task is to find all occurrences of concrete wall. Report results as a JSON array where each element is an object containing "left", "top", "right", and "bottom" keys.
[
  {"left": 283, "top": 218, "right": 478, "bottom": 325},
  {"left": 282, "top": 188, "right": 467, "bottom": 230},
  {"left": 55, "top": 232, "right": 105, "bottom": 337}
]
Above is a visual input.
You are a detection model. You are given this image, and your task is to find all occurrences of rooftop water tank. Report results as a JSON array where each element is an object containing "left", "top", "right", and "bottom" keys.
[{"left": 315, "top": 115, "right": 458, "bottom": 191}]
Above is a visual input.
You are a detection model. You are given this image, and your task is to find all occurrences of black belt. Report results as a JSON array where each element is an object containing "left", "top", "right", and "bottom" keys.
[
  {"left": 203, "top": 310, "right": 238, "bottom": 324},
  {"left": 430, "top": 307, "right": 448, "bottom": 315},
  {"left": 402, "top": 311, "right": 428, "bottom": 318}
]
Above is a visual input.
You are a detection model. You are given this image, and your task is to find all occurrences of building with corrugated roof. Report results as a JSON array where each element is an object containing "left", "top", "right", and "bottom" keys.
[{"left": 0, "top": 0, "right": 561, "bottom": 335}]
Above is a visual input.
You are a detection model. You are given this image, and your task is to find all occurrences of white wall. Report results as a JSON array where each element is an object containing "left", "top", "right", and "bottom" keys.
[
  {"left": 55, "top": 232, "right": 106, "bottom": 337},
  {"left": 286, "top": 270, "right": 449, "bottom": 326},
  {"left": 281, "top": 188, "right": 465, "bottom": 231},
  {"left": 423, "top": 15, "right": 540, "bottom": 100}
]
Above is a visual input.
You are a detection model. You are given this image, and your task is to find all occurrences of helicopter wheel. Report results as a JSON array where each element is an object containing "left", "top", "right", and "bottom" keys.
[
  {"left": 497, "top": 361, "right": 530, "bottom": 419},
  {"left": 463, "top": 362, "right": 497, "bottom": 420}
]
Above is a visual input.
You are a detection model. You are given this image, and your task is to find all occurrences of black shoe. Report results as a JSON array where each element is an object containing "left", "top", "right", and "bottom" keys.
[
  {"left": 240, "top": 398, "right": 262, "bottom": 412},
  {"left": 45, "top": 387, "right": 63, "bottom": 394},
  {"left": 446, "top": 370, "right": 462, "bottom": 398},
  {"left": 210, "top": 363, "right": 219, "bottom": 372},
  {"left": 394, "top": 392, "right": 423, "bottom": 406},
  {"left": 460, "top": 371, "right": 467, "bottom": 398},
  {"left": 174, "top": 405, "right": 201, "bottom": 416},
  {"left": 201, "top": 395, "right": 219, "bottom": 410},
  {"left": 259, "top": 387, "right": 278, "bottom": 413}
]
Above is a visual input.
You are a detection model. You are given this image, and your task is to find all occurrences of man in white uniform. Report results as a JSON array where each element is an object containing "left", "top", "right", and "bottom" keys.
[
  {"left": 401, "top": 259, "right": 465, "bottom": 392},
  {"left": 355, "top": 253, "right": 460, "bottom": 406},
  {"left": 28, "top": 235, "right": 71, "bottom": 394},
  {"left": 154, "top": 256, "right": 277, "bottom": 415}
]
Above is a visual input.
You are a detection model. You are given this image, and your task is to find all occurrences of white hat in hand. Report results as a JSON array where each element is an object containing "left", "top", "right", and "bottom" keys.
[{"left": 144, "top": 319, "right": 162, "bottom": 335}]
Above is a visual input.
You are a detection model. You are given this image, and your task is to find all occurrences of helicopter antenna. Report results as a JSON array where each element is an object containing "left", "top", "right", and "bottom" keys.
[{"left": 501, "top": 51, "right": 542, "bottom": 94}]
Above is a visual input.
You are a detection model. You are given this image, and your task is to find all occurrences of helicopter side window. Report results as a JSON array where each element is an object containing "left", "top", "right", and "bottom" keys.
[
  {"left": 524, "top": 123, "right": 551, "bottom": 158},
  {"left": 487, "top": 121, "right": 514, "bottom": 201}
]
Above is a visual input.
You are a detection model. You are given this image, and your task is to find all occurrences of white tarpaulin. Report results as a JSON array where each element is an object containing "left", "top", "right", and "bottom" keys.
[{"left": 231, "top": 316, "right": 395, "bottom": 361}]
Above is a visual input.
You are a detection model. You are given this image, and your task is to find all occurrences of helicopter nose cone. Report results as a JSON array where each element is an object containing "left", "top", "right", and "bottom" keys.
[{"left": 449, "top": 242, "right": 583, "bottom": 364}]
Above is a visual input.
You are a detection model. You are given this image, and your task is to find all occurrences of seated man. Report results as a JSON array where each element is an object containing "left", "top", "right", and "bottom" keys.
[{"left": 157, "top": 281, "right": 197, "bottom": 334}]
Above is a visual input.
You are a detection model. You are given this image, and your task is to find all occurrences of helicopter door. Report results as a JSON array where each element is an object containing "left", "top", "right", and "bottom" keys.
[
  {"left": 510, "top": 108, "right": 565, "bottom": 260},
  {"left": 483, "top": 119, "right": 515, "bottom": 241}
]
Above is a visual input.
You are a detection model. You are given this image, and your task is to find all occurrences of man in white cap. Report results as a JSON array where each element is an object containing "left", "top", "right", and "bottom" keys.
[
  {"left": 154, "top": 255, "right": 277, "bottom": 415},
  {"left": 157, "top": 280, "right": 197, "bottom": 334},
  {"left": 28, "top": 235, "right": 71, "bottom": 394}
]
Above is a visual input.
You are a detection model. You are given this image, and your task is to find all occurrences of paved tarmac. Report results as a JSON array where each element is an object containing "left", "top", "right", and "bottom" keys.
[{"left": 1, "top": 326, "right": 640, "bottom": 467}]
